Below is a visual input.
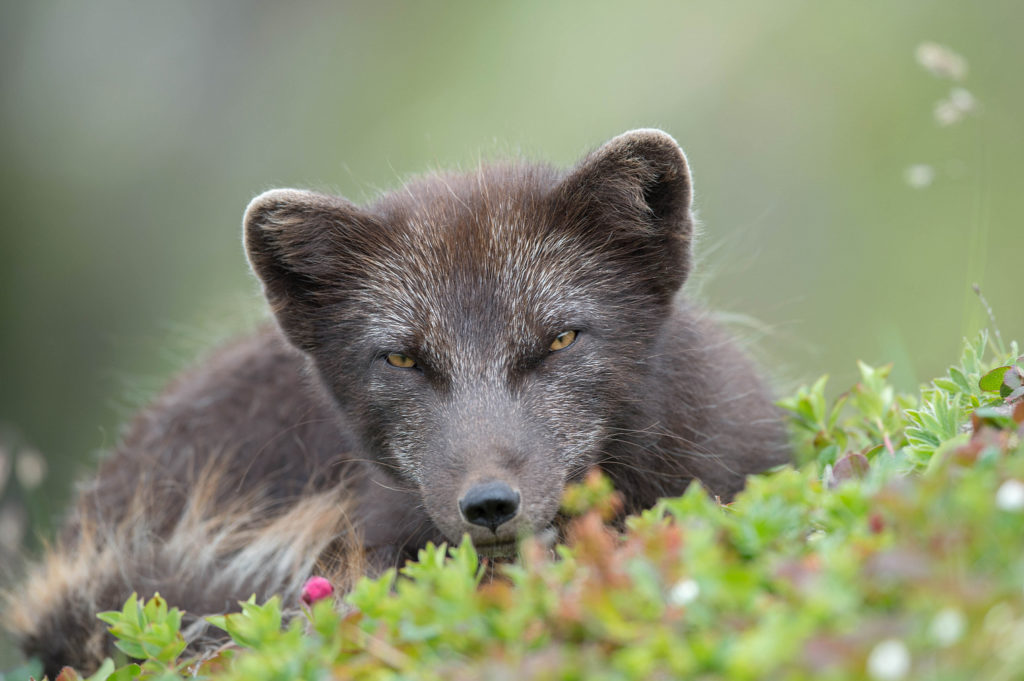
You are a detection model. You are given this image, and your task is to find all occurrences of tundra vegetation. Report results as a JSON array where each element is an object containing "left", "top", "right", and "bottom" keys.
[{"left": 9, "top": 330, "right": 1024, "bottom": 681}]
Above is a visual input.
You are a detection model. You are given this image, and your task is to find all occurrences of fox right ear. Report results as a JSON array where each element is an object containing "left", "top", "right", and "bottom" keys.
[
  {"left": 243, "top": 188, "right": 376, "bottom": 351},
  {"left": 553, "top": 129, "right": 695, "bottom": 301}
]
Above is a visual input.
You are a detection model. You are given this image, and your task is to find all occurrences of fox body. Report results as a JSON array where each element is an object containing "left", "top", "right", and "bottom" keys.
[{"left": 7, "top": 130, "right": 789, "bottom": 675}]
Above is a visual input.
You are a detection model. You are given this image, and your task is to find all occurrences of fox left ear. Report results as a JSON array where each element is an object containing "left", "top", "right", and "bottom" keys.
[
  {"left": 243, "top": 188, "right": 380, "bottom": 352},
  {"left": 553, "top": 129, "right": 694, "bottom": 297}
]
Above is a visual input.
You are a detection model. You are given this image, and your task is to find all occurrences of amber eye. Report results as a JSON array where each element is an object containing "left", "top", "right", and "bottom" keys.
[
  {"left": 386, "top": 352, "right": 416, "bottom": 368},
  {"left": 549, "top": 330, "right": 577, "bottom": 352}
]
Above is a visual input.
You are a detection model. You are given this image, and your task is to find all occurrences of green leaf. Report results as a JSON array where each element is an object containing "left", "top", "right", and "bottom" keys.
[
  {"left": 106, "top": 665, "right": 142, "bottom": 681},
  {"left": 827, "top": 392, "right": 849, "bottom": 430},
  {"left": 948, "top": 366, "right": 973, "bottom": 394},
  {"left": 906, "top": 427, "right": 940, "bottom": 450},
  {"left": 961, "top": 330, "right": 987, "bottom": 374},
  {"left": 206, "top": 596, "right": 283, "bottom": 649},
  {"left": 810, "top": 374, "right": 828, "bottom": 424},
  {"left": 112, "top": 638, "right": 147, "bottom": 661},
  {"left": 980, "top": 366, "right": 1010, "bottom": 392}
]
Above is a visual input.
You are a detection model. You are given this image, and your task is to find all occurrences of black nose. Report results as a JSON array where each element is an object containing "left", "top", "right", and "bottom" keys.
[{"left": 458, "top": 481, "right": 521, "bottom": 533}]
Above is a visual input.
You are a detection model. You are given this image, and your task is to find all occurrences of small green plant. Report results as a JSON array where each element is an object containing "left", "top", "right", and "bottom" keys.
[{"left": 91, "top": 593, "right": 183, "bottom": 680}]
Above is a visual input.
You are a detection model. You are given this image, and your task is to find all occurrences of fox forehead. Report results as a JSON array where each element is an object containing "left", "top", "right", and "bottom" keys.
[
  {"left": 352, "top": 232, "right": 605, "bottom": 358},
  {"left": 347, "top": 185, "right": 619, "bottom": 353}
]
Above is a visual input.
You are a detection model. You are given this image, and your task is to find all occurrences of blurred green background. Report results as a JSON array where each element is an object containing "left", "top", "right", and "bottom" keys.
[{"left": 1, "top": 0, "right": 1022, "bottom": 666}]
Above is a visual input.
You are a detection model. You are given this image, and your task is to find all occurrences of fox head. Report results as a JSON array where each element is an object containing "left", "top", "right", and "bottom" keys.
[{"left": 243, "top": 129, "right": 694, "bottom": 553}]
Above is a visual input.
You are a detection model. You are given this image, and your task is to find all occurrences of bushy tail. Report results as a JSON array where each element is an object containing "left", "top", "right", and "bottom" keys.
[{"left": 4, "top": 466, "right": 363, "bottom": 677}]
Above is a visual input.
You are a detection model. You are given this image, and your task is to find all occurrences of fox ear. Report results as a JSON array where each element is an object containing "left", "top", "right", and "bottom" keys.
[
  {"left": 554, "top": 129, "right": 694, "bottom": 295},
  {"left": 243, "top": 188, "right": 375, "bottom": 351}
]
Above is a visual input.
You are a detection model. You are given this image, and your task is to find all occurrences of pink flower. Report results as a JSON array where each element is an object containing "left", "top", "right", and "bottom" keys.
[{"left": 301, "top": 576, "right": 334, "bottom": 606}]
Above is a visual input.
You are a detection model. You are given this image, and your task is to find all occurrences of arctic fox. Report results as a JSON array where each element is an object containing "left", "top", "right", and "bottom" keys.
[{"left": 7, "top": 129, "right": 789, "bottom": 675}]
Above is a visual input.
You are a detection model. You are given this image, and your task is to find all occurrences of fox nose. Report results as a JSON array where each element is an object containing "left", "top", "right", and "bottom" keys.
[{"left": 459, "top": 481, "right": 520, "bottom": 533}]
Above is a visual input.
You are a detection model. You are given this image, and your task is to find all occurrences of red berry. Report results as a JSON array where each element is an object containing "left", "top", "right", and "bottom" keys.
[{"left": 301, "top": 576, "right": 334, "bottom": 605}]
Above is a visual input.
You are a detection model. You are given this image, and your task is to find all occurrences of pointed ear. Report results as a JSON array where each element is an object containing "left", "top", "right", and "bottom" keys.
[
  {"left": 553, "top": 129, "right": 695, "bottom": 297},
  {"left": 243, "top": 188, "right": 375, "bottom": 351}
]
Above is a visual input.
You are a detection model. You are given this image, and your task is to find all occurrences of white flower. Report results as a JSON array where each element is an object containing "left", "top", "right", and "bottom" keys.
[
  {"left": 996, "top": 479, "right": 1024, "bottom": 512},
  {"left": 668, "top": 579, "right": 699, "bottom": 606},
  {"left": 915, "top": 42, "right": 968, "bottom": 81},
  {"left": 867, "top": 639, "right": 910, "bottom": 681},
  {"left": 930, "top": 608, "right": 966, "bottom": 646}
]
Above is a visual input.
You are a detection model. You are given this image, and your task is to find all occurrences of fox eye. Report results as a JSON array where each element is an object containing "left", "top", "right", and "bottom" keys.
[
  {"left": 549, "top": 330, "right": 577, "bottom": 352},
  {"left": 386, "top": 352, "right": 416, "bottom": 369}
]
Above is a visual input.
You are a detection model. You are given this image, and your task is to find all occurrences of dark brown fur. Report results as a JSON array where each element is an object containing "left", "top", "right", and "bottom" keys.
[{"left": 6, "top": 130, "right": 789, "bottom": 676}]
